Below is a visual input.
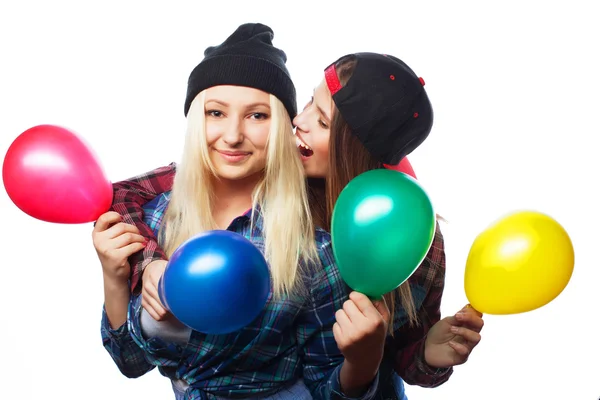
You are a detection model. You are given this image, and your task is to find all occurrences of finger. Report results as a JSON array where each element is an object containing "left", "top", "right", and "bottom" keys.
[
  {"left": 145, "top": 281, "right": 168, "bottom": 313},
  {"left": 372, "top": 299, "right": 391, "bottom": 322},
  {"left": 148, "top": 298, "right": 168, "bottom": 320},
  {"left": 451, "top": 326, "right": 482, "bottom": 346},
  {"left": 461, "top": 303, "right": 483, "bottom": 317},
  {"left": 142, "top": 296, "right": 165, "bottom": 321},
  {"left": 112, "top": 232, "right": 146, "bottom": 249},
  {"left": 115, "top": 242, "right": 146, "bottom": 260},
  {"left": 333, "top": 322, "right": 343, "bottom": 343},
  {"left": 448, "top": 340, "right": 470, "bottom": 358},
  {"left": 349, "top": 291, "right": 386, "bottom": 321},
  {"left": 335, "top": 309, "right": 352, "bottom": 332},
  {"left": 104, "top": 222, "right": 141, "bottom": 240},
  {"left": 142, "top": 287, "right": 168, "bottom": 320},
  {"left": 342, "top": 299, "right": 364, "bottom": 323},
  {"left": 94, "top": 212, "right": 122, "bottom": 232},
  {"left": 349, "top": 291, "right": 378, "bottom": 316},
  {"left": 455, "top": 310, "right": 484, "bottom": 332}
]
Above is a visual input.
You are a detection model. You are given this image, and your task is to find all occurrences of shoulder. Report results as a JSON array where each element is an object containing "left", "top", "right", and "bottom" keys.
[
  {"left": 314, "top": 227, "right": 332, "bottom": 249},
  {"left": 313, "top": 227, "right": 334, "bottom": 272},
  {"left": 142, "top": 191, "right": 172, "bottom": 213}
]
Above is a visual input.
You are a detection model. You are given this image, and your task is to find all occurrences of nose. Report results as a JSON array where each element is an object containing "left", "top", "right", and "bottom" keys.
[
  {"left": 222, "top": 117, "right": 243, "bottom": 146},
  {"left": 293, "top": 109, "right": 309, "bottom": 134}
]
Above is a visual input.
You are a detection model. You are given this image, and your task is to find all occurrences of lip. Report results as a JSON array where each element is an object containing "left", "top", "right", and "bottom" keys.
[
  {"left": 216, "top": 149, "right": 251, "bottom": 163},
  {"left": 295, "top": 132, "right": 314, "bottom": 160},
  {"left": 295, "top": 131, "right": 309, "bottom": 146}
]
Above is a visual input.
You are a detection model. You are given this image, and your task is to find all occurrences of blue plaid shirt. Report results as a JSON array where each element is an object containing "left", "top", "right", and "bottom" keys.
[{"left": 101, "top": 191, "right": 380, "bottom": 400}]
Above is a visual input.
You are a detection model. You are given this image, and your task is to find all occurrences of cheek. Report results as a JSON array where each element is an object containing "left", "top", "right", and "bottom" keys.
[
  {"left": 313, "top": 134, "right": 330, "bottom": 165},
  {"left": 205, "top": 123, "right": 220, "bottom": 144},
  {"left": 246, "top": 124, "right": 270, "bottom": 150}
]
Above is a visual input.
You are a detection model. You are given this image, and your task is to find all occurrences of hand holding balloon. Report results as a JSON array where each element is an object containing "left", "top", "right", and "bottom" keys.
[
  {"left": 143, "top": 260, "right": 170, "bottom": 321},
  {"left": 424, "top": 304, "right": 484, "bottom": 368}
]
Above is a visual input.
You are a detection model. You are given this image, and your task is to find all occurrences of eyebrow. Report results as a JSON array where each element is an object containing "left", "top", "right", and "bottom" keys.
[{"left": 205, "top": 99, "right": 270, "bottom": 109}]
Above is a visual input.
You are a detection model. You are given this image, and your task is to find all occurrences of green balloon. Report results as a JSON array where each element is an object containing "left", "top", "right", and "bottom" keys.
[{"left": 331, "top": 169, "right": 435, "bottom": 298}]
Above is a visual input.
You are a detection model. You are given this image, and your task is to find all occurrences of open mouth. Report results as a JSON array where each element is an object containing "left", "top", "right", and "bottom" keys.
[{"left": 295, "top": 134, "right": 314, "bottom": 158}]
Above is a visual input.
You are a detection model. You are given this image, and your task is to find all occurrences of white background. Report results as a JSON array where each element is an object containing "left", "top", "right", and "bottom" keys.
[{"left": 1, "top": 1, "right": 597, "bottom": 399}]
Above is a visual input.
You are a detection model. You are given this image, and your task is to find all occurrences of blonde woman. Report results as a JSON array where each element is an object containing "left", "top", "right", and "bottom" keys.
[{"left": 93, "top": 23, "right": 385, "bottom": 400}]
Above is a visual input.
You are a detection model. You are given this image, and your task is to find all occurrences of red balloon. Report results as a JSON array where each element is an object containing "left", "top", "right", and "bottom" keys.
[
  {"left": 2, "top": 124, "right": 113, "bottom": 223},
  {"left": 384, "top": 157, "right": 417, "bottom": 179}
]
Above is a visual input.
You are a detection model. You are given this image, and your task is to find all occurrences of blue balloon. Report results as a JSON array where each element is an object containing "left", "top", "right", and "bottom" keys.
[{"left": 158, "top": 230, "right": 271, "bottom": 335}]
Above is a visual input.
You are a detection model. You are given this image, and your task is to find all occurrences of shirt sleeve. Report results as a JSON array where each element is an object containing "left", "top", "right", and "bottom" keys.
[
  {"left": 109, "top": 163, "right": 177, "bottom": 293},
  {"left": 390, "top": 222, "right": 453, "bottom": 387},
  {"left": 298, "top": 237, "right": 379, "bottom": 400},
  {"left": 100, "top": 305, "right": 155, "bottom": 378}
]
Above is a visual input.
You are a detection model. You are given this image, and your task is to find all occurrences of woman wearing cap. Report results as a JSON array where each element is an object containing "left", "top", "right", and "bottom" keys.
[
  {"left": 295, "top": 53, "right": 484, "bottom": 398},
  {"left": 104, "top": 51, "right": 484, "bottom": 398},
  {"left": 94, "top": 23, "right": 384, "bottom": 400}
]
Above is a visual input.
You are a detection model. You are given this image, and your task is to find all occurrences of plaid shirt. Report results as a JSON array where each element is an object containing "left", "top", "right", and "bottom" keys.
[
  {"left": 385, "top": 224, "right": 453, "bottom": 388},
  {"left": 107, "top": 164, "right": 452, "bottom": 393},
  {"left": 102, "top": 191, "right": 380, "bottom": 400}
]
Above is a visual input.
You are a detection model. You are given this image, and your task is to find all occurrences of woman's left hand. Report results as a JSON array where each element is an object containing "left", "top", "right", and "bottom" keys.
[
  {"left": 334, "top": 291, "right": 390, "bottom": 371},
  {"left": 334, "top": 291, "right": 390, "bottom": 396},
  {"left": 424, "top": 304, "right": 484, "bottom": 369}
]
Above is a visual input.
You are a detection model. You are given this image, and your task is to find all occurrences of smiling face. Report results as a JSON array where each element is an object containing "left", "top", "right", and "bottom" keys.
[
  {"left": 292, "top": 78, "right": 333, "bottom": 179},
  {"left": 204, "top": 85, "right": 271, "bottom": 182}
]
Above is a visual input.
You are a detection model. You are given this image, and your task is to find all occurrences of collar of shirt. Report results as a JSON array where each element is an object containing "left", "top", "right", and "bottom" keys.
[{"left": 142, "top": 191, "right": 265, "bottom": 238}]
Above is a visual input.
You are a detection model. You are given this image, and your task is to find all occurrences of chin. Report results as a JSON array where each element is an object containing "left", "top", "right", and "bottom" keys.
[
  {"left": 216, "top": 165, "right": 264, "bottom": 182},
  {"left": 215, "top": 171, "right": 249, "bottom": 181}
]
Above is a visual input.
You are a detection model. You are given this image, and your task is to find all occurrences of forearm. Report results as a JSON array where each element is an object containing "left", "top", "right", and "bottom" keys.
[
  {"left": 393, "top": 221, "right": 450, "bottom": 387},
  {"left": 103, "top": 277, "right": 130, "bottom": 330},
  {"left": 100, "top": 304, "right": 154, "bottom": 379}
]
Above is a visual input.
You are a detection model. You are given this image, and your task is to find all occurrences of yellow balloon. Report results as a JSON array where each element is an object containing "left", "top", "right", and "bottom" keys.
[{"left": 464, "top": 210, "right": 574, "bottom": 315}]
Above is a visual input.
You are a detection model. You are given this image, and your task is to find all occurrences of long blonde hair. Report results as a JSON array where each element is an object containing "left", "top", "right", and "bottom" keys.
[{"left": 160, "top": 91, "right": 318, "bottom": 299}]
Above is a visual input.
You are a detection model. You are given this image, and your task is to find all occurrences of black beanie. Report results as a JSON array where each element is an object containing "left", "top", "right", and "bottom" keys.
[
  {"left": 325, "top": 52, "right": 433, "bottom": 165},
  {"left": 184, "top": 23, "right": 297, "bottom": 122}
]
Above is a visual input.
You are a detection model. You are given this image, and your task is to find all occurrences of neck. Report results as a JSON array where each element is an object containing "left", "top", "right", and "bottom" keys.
[
  {"left": 212, "top": 172, "right": 262, "bottom": 227},
  {"left": 307, "top": 177, "right": 327, "bottom": 230}
]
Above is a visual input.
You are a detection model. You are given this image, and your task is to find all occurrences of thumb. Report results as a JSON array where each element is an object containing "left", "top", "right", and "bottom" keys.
[{"left": 372, "top": 298, "right": 391, "bottom": 322}]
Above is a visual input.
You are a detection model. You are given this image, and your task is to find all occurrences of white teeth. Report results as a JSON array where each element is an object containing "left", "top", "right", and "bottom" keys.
[{"left": 295, "top": 135, "right": 312, "bottom": 151}]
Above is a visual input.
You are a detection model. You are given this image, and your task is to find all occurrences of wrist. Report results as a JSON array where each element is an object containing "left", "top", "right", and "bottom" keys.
[
  {"left": 423, "top": 339, "right": 448, "bottom": 370},
  {"left": 103, "top": 274, "right": 130, "bottom": 293},
  {"left": 340, "top": 360, "right": 378, "bottom": 396}
]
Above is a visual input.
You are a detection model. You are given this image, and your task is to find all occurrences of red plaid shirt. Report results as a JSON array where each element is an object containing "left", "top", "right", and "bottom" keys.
[
  {"left": 109, "top": 163, "right": 176, "bottom": 293},
  {"left": 388, "top": 224, "right": 453, "bottom": 387},
  {"left": 109, "top": 163, "right": 452, "bottom": 389}
]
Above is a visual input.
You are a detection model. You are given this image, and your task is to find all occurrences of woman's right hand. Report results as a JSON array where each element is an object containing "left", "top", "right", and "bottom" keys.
[
  {"left": 92, "top": 211, "right": 146, "bottom": 283},
  {"left": 141, "top": 260, "right": 169, "bottom": 321}
]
